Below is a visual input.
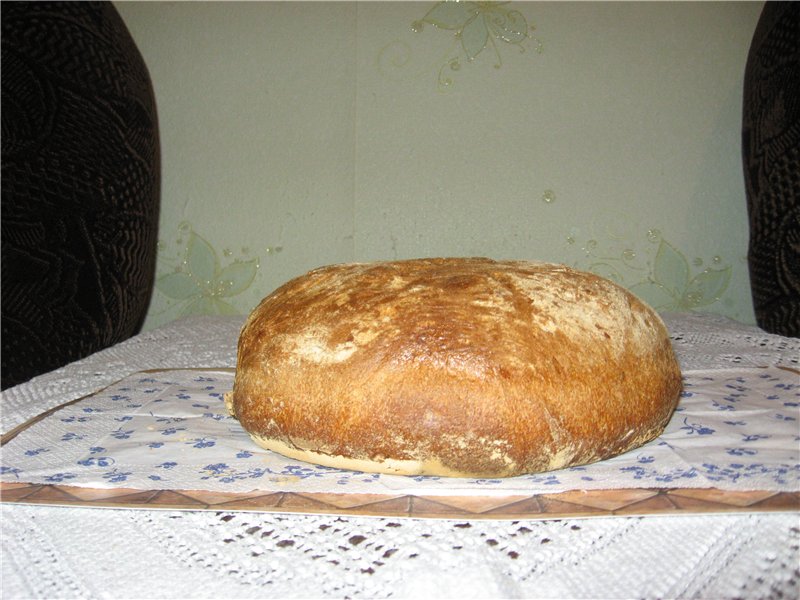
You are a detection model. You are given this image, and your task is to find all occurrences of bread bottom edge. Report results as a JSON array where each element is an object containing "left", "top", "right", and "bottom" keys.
[{"left": 248, "top": 433, "right": 503, "bottom": 478}]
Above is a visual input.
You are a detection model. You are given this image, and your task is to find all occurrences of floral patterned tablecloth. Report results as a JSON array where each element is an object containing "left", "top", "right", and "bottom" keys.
[{"left": 2, "top": 366, "right": 797, "bottom": 496}]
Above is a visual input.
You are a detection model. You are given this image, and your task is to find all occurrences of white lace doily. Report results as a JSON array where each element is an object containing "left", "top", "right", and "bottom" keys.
[
  {"left": 2, "top": 312, "right": 799, "bottom": 599},
  {"left": 2, "top": 505, "right": 797, "bottom": 599}
]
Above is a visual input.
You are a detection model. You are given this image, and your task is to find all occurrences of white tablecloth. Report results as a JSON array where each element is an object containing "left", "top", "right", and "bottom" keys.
[{"left": 2, "top": 312, "right": 799, "bottom": 599}]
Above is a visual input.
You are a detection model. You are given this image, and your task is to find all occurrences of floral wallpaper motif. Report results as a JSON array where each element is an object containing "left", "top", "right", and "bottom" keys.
[
  {"left": 153, "top": 222, "right": 272, "bottom": 320},
  {"left": 631, "top": 238, "right": 732, "bottom": 312},
  {"left": 414, "top": 1, "right": 535, "bottom": 60},
  {"left": 380, "top": 1, "right": 542, "bottom": 91},
  {"left": 151, "top": 222, "right": 733, "bottom": 323},
  {"left": 569, "top": 228, "right": 733, "bottom": 312}
]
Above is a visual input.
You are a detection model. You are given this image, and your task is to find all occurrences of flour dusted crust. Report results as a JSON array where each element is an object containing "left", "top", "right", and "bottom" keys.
[{"left": 227, "top": 258, "right": 682, "bottom": 478}]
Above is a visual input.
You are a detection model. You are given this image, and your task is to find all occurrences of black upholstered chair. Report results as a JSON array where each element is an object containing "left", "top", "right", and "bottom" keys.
[
  {"left": 1, "top": 1, "right": 160, "bottom": 388},
  {"left": 742, "top": 2, "right": 800, "bottom": 337}
]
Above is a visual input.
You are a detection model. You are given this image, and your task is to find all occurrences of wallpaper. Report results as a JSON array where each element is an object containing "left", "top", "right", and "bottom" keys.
[{"left": 115, "top": 1, "right": 762, "bottom": 330}]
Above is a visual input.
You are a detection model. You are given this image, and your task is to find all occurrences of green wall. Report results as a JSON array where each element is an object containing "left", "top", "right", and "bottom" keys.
[{"left": 115, "top": 1, "right": 763, "bottom": 330}]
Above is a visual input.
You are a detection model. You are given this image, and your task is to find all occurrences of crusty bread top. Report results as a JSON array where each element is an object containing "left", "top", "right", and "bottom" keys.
[{"left": 229, "top": 258, "right": 682, "bottom": 477}]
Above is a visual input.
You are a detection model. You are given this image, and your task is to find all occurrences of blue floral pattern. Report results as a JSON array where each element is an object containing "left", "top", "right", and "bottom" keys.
[{"left": 1, "top": 368, "right": 798, "bottom": 495}]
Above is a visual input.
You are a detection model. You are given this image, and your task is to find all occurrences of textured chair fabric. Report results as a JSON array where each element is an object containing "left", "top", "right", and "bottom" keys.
[
  {"left": 742, "top": 2, "right": 800, "bottom": 337},
  {"left": 1, "top": 1, "right": 160, "bottom": 388}
]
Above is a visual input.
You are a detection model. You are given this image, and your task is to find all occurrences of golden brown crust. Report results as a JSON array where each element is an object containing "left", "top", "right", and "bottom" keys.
[{"left": 229, "top": 258, "right": 682, "bottom": 477}]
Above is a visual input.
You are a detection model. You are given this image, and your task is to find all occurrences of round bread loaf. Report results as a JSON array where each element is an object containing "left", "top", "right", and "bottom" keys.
[{"left": 226, "top": 258, "right": 681, "bottom": 478}]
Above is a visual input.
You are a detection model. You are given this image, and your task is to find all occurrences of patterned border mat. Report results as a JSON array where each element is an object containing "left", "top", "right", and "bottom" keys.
[{"left": 2, "top": 482, "right": 797, "bottom": 520}]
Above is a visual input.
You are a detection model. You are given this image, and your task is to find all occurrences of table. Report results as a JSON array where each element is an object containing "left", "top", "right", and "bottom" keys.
[{"left": 2, "top": 312, "right": 798, "bottom": 598}]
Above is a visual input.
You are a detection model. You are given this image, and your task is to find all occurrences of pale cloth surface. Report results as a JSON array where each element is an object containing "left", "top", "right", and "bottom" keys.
[
  {"left": 2, "top": 367, "right": 797, "bottom": 494},
  {"left": 2, "top": 312, "right": 799, "bottom": 599}
]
